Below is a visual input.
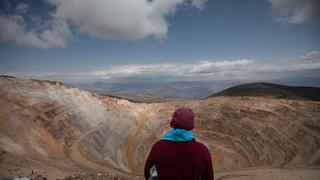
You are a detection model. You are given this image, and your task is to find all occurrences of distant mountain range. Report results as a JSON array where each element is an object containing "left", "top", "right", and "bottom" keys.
[
  {"left": 2, "top": 75, "right": 319, "bottom": 102},
  {"left": 69, "top": 81, "right": 225, "bottom": 102},
  {"left": 70, "top": 81, "right": 320, "bottom": 102},
  {"left": 209, "top": 82, "right": 320, "bottom": 101}
]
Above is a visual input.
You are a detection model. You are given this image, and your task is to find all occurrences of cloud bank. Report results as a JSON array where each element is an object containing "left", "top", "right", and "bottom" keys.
[
  {"left": 268, "top": 0, "right": 320, "bottom": 23},
  {"left": 0, "top": 0, "right": 206, "bottom": 48},
  {"left": 5, "top": 51, "right": 320, "bottom": 83},
  {"left": 1, "top": 0, "right": 319, "bottom": 48}
]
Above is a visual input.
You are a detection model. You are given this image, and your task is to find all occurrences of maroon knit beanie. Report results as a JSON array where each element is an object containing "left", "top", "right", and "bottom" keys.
[{"left": 170, "top": 107, "right": 195, "bottom": 130}]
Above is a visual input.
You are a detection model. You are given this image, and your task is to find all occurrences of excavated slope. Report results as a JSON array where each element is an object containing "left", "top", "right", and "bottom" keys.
[{"left": 0, "top": 77, "right": 320, "bottom": 179}]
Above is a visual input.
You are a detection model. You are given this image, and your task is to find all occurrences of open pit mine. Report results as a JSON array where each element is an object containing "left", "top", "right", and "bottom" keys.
[{"left": 0, "top": 76, "right": 320, "bottom": 180}]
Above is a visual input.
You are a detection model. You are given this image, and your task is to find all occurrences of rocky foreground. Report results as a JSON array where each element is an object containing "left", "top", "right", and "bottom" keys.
[{"left": 0, "top": 76, "right": 320, "bottom": 179}]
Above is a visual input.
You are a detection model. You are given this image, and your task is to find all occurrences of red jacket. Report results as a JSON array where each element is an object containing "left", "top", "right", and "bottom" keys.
[{"left": 144, "top": 139, "right": 214, "bottom": 180}]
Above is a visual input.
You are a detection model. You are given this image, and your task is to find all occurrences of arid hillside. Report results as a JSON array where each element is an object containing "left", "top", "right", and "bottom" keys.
[
  {"left": 209, "top": 82, "right": 320, "bottom": 101},
  {"left": 0, "top": 76, "right": 320, "bottom": 180}
]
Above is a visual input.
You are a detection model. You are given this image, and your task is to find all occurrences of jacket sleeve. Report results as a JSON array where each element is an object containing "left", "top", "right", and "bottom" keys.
[
  {"left": 202, "top": 149, "right": 214, "bottom": 180},
  {"left": 144, "top": 143, "right": 157, "bottom": 179}
]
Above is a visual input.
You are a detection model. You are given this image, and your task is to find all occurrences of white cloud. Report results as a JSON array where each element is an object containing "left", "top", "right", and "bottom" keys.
[
  {"left": 258, "top": 60, "right": 320, "bottom": 72},
  {"left": 3, "top": 51, "right": 320, "bottom": 83},
  {"left": 0, "top": 2, "right": 73, "bottom": 49},
  {"left": 47, "top": 0, "right": 185, "bottom": 40},
  {"left": 0, "top": 15, "right": 73, "bottom": 48},
  {"left": 0, "top": 0, "right": 208, "bottom": 48},
  {"left": 258, "top": 51, "right": 320, "bottom": 73},
  {"left": 190, "top": 0, "right": 207, "bottom": 10},
  {"left": 268, "top": 0, "right": 320, "bottom": 24},
  {"left": 190, "top": 59, "right": 254, "bottom": 74},
  {"left": 86, "top": 51, "right": 320, "bottom": 82},
  {"left": 15, "top": 2, "right": 30, "bottom": 14},
  {"left": 90, "top": 59, "right": 262, "bottom": 82},
  {"left": 301, "top": 51, "right": 320, "bottom": 60},
  {"left": 92, "top": 63, "right": 185, "bottom": 79}
]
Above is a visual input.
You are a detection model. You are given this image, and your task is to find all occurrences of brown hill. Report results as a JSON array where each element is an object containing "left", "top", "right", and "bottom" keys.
[
  {"left": 209, "top": 82, "right": 320, "bottom": 101},
  {"left": 0, "top": 77, "right": 320, "bottom": 179}
]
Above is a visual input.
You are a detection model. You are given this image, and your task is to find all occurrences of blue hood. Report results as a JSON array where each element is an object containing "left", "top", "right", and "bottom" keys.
[{"left": 161, "top": 128, "right": 193, "bottom": 142}]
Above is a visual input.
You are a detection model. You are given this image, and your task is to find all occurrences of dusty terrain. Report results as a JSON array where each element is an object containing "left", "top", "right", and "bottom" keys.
[{"left": 0, "top": 76, "right": 320, "bottom": 179}]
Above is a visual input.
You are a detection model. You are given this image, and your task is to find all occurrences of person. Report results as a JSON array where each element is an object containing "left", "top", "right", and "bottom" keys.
[{"left": 144, "top": 107, "right": 214, "bottom": 180}]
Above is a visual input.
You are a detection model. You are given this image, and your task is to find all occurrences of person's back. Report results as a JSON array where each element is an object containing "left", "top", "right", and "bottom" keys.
[
  {"left": 144, "top": 107, "right": 214, "bottom": 180},
  {"left": 145, "top": 139, "right": 213, "bottom": 180}
]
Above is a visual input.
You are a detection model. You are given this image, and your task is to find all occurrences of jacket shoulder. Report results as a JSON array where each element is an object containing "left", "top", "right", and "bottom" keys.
[
  {"left": 194, "top": 140, "right": 211, "bottom": 153},
  {"left": 150, "top": 140, "right": 166, "bottom": 150}
]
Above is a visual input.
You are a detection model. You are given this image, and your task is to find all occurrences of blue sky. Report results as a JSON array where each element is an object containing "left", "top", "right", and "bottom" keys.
[{"left": 0, "top": 0, "right": 319, "bottom": 84}]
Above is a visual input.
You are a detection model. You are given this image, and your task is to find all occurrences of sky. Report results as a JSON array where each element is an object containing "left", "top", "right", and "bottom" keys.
[{"left": 0, "top": 0, "right": 320, "bottom": 85}]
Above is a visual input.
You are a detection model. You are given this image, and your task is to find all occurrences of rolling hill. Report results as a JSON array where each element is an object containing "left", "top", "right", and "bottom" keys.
[{"left": 209, "top": 82, "right": 320, "bottom": 101}]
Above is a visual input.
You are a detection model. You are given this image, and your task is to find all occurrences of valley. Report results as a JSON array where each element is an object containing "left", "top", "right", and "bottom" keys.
[{"left": 0, "top": 76, "right": 319, "bottom": 179}]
